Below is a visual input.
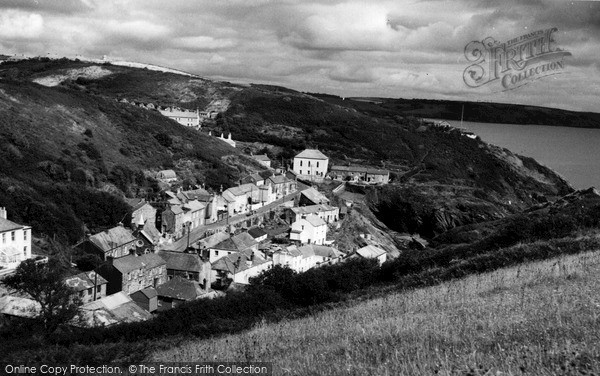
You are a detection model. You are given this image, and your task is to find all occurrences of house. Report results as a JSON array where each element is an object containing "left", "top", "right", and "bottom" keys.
[
  {"left": 130, "top": 287, "right": 158, "bottom": 313},
  {"left": 156, "top": 276, "right": 212, "bottom": 311},
  {"left": 218, "top": 133, "right": 236, "bottom": 148},
  {"left": 353, "top": 245, "right": 387, "bottom": 265},
  {"left": 161, "top": 205, "right": 185, "bottom": 238},
  {"left": 293, "top": 149, "right": 329, "bottom": 182},
  {"left": 299, "top": 187, "right": 330, "bottom": 206},
  {"left": 97, "top": 253, "right": 167, "bottom": 295},
  {"left": 156, "top": 169, "right": 178, "bottom": 183},
  {"left": 211, "top": 252, "right": 272, "bottom": 286},
  {"left": 329, "top": 165, "right": 390, "bottom": 184},
  {"left": 266, "top": 174, "right": 296, "bottom": 199},
  {"left": 64, "top": 271, "right": 108, "bottom": 304},
  {"left": 158, "top": 251, "right": 212, "bottom": 288},
  {"left": 77, "top": 292, "right": 152, "bottom": 327},
  {"left": 289, "top": 215, "right": 327, "bottom": 245},
  {"left": 286, "top": 204, "right": 339, "bottom": 224},
  {"left": 241, "top": 173, "right": 265, "bottom": 186},
  {"left": 247, "top": 227, "right": 268, "bottom": 243},
  {"left": 197, "top": 231, "right": 230, "bottom": 255},
  {"left": 158, "top": 108, "right": 201, "bottom": 128},
  {"left": 75, "top": 226, "right": 139, "bottom": 261},
  {"left": 252, "top": 154, "right": 271, "bottom": 168},
  {"left": 222, "top": 183, "right": 264, "bottom": 215},
  {"left": 273, "top": 244, "right": 342, "bottom": 273},
  {"left": 0, "top": 207, "right": 32, "bottom": 270},
  {"left": 208, "top": 232, "right": 259, "bottom": 263}
]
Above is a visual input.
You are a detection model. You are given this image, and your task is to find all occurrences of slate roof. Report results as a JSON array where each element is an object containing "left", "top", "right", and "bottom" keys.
[
  {"left": 291, "top": 204, "right": 337, "bottom": 216},
  {"left": 253, "top": 154, "right": 270, "bottom": 162},
  {"left": 300, "top": 187, "right": 330, "bottom": 205},
  {"left": 168, "top": 205, "right": 184, "bottom": 215},
  {"left": 197, "top": 232, "right": 230, "bottom": 249},
  {"left": 224, "top": 183, "right": 258, "bottom": 197},
  {"left": 304, "top": 215, "right": 326, "bottom": 227},
  {"left": 247, "top": 227, "right": 267, "bottom": 239},
  {"left": 356, "top": 245, "right": 387, "bottom": 259},
  {"left": 78, "top": 292, "right": 152, "bottom": 327},
  {"left": 211, "top": 252, "right": 269, "bottom": 274},
  {"left": 64, "top": 271, "right": 108, "bottom": 292},
  {"left": 112, "top": 253, "right": 166, "bottom": 274},
  {"left": 132, "top": 287, "right": 157, "bottom": 299},
  {"left": 282, "top": 244, "right": 340, "bottom": 259},
  {"left": 156, "top": 276, "right": 204, "bottom": 301},
  {"left": 330, "top": 165, "right": 390, "bottom": 175},
  {"left": 212, "top": 232, "right": 258, "bottom": 252},
  {"left": 0, "top": 217, "right": 27, "bottom": 233},
  {"left": 180, "top": 188, "right": 211, "bottom": 202},
  {"left": 89, "top": 226, "right": 136, "bottom": 252},
  {"left": 183, "top": 200, "right": 206, "bottom": 212},
  {"left": 158, "top": 251, "right": 204, "bottom": 272},
  {"left": 268, "top": 175, "right": 288, "bottom": 185},
  {"left": 295, "top": 149, "right": 328, "bottom": 160}
]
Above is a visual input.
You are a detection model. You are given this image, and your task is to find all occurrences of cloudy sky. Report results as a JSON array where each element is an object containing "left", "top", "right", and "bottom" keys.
[{"left": 0, "top": 0, "right": 598, "bottom": 112}]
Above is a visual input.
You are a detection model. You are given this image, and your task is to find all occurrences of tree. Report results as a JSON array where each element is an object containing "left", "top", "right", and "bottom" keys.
[{"left": 2, "top": 259, "right": 82, "bottom": 333}]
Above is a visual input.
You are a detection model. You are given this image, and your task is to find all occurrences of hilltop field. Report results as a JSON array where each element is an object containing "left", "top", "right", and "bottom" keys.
[{"left": 152, "top": 236, "right": 600, "bottom": 375}]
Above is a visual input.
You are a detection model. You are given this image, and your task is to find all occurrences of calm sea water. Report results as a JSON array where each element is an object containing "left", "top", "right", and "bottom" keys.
[{"left": 436, "top": 119, "right": 600, "bottom": 190}]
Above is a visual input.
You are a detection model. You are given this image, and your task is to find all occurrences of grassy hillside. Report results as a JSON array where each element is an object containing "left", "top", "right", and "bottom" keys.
[
  {"left": 152, "top": 244, "right": 600, "bottom": 375},
  {"left": 0, "top": 77, "right": 259, "bottom": 243}
]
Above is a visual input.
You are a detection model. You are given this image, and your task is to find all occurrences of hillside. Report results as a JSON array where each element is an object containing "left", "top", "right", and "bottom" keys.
[
  {"left": 0, "top": 73, "right": 262, "bottom": 243},
  {"left": 152, "top": 246, "right": 600, "bottom": 375},
  {"left": 0, "top": 57, "right": 577, "bottom": 244}
]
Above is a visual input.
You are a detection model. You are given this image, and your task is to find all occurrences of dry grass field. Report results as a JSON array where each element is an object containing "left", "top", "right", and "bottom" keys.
[{"left": 151, "top": 245, "right": 600, "bottom": 375}]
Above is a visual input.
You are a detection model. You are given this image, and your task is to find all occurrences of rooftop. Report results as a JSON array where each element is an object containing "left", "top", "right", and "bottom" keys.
[
  {"left": 247, "top": 227, "right": 268, "bottom": 239},
  {"left": 64, "top": 271, "right": 108, "bottom": 292},
  {"left": 0, "top": 217, "right": 27, "bottom": 233},
  {"left": 291, "top": 204, "right": 337, "bottom": 215},
  {"left": 295, "top": 149, "right": 328, "bottom": 160},
  {"left": 112, "top": 253, "right": 166, "bottom": 274},
  {"left": 78, "top": 292, "right": 152, "bottom": 327},
  {"left": 212, "top": 232, "right": 258, "bottom": 252},
  {"left": 300, "top": 187, "right": 330, "bottom": 205},
  {"left": 252, "top": 154, "right": 271, "bottom": 162},
  {"left": 158, "top": 251, "right": 205, "bottom": 272},
  {"left": 88, "top": 226, "right": 136, "bottom": 252},
  {"left": 356, "top": 245, "right": 387, "bottom": 259},
  {"left": 156, "top": 276, "right": 205, "bottom": 301}
]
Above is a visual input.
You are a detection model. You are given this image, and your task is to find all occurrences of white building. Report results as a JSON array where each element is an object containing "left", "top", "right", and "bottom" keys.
[
  {"left": 252, "top": 155, "right": 271, "bottom": 168},
  {"left": 293, "top": 149, "right": 329, "bottom": 182},
  {"left": 0, "top": 207, "right": 32, "bottom": 270},
  {"left": 354, "top": 244, "right": 388, "bottom": 265},
  {"left": 273, "top": 244, "right": 342, "bottom": 273},
  {"left": 289, "top": 214, "right": 327, "bottom": 245},
  {"left": 158, "top": 108, "right": 201, "bottom": 128},
  {"left": 287, "top": 204, "right": 339, "bottom": 224}
]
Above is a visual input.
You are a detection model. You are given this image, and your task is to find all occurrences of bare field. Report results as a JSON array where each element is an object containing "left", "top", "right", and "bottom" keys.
[{"left": 151, "top": 247, "right": 600, "bottom": 375}]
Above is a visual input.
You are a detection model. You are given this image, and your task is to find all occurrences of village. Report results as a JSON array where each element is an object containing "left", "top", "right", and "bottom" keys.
[{"left": 0, "top": 145, "right": 392, "bottom": 328}]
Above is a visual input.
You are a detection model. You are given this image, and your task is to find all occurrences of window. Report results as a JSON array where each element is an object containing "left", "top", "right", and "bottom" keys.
[
  {"left": 317, "top": 162, "right": 319, "bottom": 168},
  {"left": 87, "top": 288, "right": 92, "bottom": 296},
  {"left": 1, "top": 233, "right": 4, "bottom": 243},
  {"left": 11, "top": 232, "right": 15, "bottom": 241},
  {"left": 215, "top": 250, "right": 219, "bottom": 256},
  {"left": 299, "top": 170, "right": 302, "bottom": 175},
  {"left": 24, "top": 230, "right": 27, "bottom": 241},
  {"left": 23, "top": 246, "right": 27, "bottom": 256},
  {"left": 96, "top": 286, "right": 101, "bottom": 293},
  {"left": 300, "top": 160, "right": 303, "bottom": 167}
]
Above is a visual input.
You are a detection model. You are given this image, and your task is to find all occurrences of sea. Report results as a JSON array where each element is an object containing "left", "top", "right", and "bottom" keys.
[{"left": 433, "top": 119, "right": 600, "bottom": 190}]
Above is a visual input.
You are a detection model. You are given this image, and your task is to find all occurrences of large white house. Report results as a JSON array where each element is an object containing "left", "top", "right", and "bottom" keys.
[
  {"left": 158, "top": 108, "right": 201, "bottom": 128},
  {"left": 273, "top": 244, "right": 342, "bottom": 273},
  {"left": 0, "top": 207, "right": 32, "bottom": 270},
  {"left": 289, "top": 214, "right": 327, "bottom": 245},
  {"left": 293, "top": 149, "right": 329, "bottom": 182}
]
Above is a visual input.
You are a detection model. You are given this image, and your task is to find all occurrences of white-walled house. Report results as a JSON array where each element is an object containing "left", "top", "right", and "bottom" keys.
[
  {"left": 211, "top": 252, "right": 272, "bottom": 285},
  {"left": 293, "top": 149, "right": 329, "bottom": 182},
  {"left": 158, "top": 108, "right": 201, "bottom": 128},
  {"left": 289, "top": 214, "right": 327, "bottom": 245},
  {"left": 273, "top": 244, "right": 342, "bottom": 273},
  {"left": 287, "top": 204, "right": 339, "bottom": 224},
  {"left": 0, "top": 207, "right": 32, "bottom": 270}
]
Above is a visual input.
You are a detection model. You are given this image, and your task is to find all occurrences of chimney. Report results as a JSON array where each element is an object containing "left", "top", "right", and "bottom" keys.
[{"left": 0, "top": 207, "right": 6, "bottom": 220}]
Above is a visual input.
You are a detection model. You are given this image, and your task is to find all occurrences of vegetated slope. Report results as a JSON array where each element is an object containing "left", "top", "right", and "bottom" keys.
[
  {"left": 314, "top": 93, "right": 600, "bottom": 128},
  {"left": 151, "top": 248, "right": 600, "bottom": 375},
  {"left": 1, "top": 58, "right": 575, "bottom": 240},
  {"left": 0, "top": 78, "right": 258, "bottom": 243}
]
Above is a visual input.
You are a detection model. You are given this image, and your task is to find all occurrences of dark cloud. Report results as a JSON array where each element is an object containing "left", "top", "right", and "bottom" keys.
[{"left": 0, "top": 0, "right": 94, "bottom": 14}]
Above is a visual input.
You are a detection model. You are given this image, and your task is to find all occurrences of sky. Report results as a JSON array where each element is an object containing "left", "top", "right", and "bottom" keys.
[{"left": 0, "top": 0, "right": 598, "bottom": 112}]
